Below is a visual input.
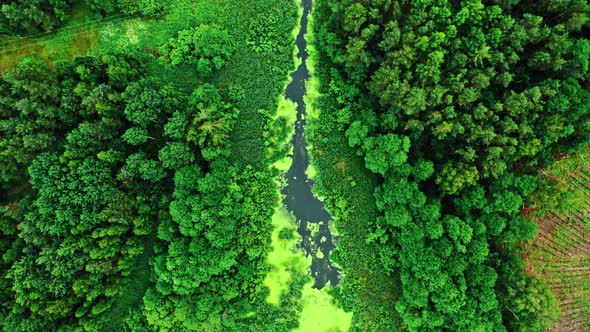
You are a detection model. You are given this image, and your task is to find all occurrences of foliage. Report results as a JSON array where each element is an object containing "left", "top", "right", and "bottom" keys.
[
  {"left": 0, "top": 0, "right": 301, "bottom": 330},
  {"left": 497, "top": 254, "right": 560, "bottom": 332},
  {"left": 0, "top": 53, "right": 160, "bottom": 330},
  {"left": 163, "top": 25, "right": 234, "bottom": 76},
  {"left": 0, "top": 0, "right": 168, "bottom": 35},
  {"left": 313, "top": 0, "right": 590, "bottom": 330},
  {"left": 115, "top": 0, "right": 164, "bottom": 16},
  {"left": 0, "top": 0, "right": 72, "bottom": 34}
]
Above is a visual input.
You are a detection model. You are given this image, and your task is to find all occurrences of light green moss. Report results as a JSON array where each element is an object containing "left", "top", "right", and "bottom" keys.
[
  {"left": 277, "top": 95, "right": 298, "bottom": 128},
  {"left": 263, "top": 206, "right": 351, "bottom": 331},
  {"left": 274, "top": 156, "right": 294, "bottom": 173},
  {"left": 273, "top": 95, "right": 297, "bottom": 171},
  {"left": 272, "top": 0, "right": 301, "bottom": 172},
  {"left": 291, "top": 0, "right": 304, "bottom": 72},
  {"left": 281, "top": 0, "right": 303, "bottom": 88}
]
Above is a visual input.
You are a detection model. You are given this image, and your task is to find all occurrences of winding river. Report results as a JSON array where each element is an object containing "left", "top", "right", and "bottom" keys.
[{"left": 281, "top": 0, "right": 340, "bottom": 289}]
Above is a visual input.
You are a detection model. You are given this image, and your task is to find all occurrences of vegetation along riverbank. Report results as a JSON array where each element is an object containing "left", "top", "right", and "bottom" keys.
[{"left": 2, "top": 0, "right": 590, "bottom": 331}]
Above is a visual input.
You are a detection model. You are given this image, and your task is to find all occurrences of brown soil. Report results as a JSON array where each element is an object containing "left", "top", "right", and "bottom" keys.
[
  {"left": 524, "top": 206, "right": 590, "bottom": 332},
  {"left": 523, "top": 150, "right": 590, "bottom": 331}
]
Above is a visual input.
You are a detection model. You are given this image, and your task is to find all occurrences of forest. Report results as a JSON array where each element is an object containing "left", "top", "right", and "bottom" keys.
[
  {"left": 310, "top": 0, "right": 590, "bottom": 331},
  {"left": 2, "top": 0, "right": 590, "bottom": 331},
  {"left": 0, "top": 0, "right": 312, "bottom": 331}
]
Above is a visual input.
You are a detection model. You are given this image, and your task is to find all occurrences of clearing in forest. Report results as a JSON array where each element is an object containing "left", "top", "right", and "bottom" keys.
[{"left": 524, "top": 149, "right": 590, "bottom": 332}]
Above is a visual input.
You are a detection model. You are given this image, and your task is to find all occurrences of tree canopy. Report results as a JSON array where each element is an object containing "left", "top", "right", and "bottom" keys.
[{"left": 314, "top": 0, "right": 590, "bottom": 330}]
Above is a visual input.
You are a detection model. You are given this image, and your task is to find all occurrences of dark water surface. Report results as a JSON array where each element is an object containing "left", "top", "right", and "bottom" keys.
[{"left": 281, "top": 0, "right": 340, "bottom": 288}]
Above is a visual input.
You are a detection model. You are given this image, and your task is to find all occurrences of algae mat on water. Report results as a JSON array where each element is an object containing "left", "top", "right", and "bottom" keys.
[
  {"left": 263, "top": 207, "right": 308, "bottom": 304},
  {"left": 264, "top": 207, "right": 352, "bottom": 331},
  {"left": 296, "top": 282, "right": 352, "bottom": 332}
]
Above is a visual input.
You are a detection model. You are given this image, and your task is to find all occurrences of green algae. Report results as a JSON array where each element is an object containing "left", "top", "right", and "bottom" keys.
[
  {"left": 263, "top": 207, "right": 351, "bottom": 331},
  {"left": 306, "top": 222, "right": 320, "bottom": 238},
  {"left": 296, "top": 283, "right": 352, "bottom": 332},
  {"left": 315, "top": 248, "right": 324, "bottom": 259},
  {"left": 263, "top": 207, "right": 310, "bottom": 305},
  {"left": 264, "top": 1, "right": 351, "bottom": 329},
  {"left": 306, "top": 163, "right": 317, "bottom": 180}
]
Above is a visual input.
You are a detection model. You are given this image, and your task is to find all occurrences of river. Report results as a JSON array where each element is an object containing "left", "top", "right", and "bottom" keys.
[{"left": 281, "top": 0, "right": 340, "bottom": 289}]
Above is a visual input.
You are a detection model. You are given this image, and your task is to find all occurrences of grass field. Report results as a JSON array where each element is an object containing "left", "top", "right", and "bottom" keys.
[{"left": 524, "top": 148, "right": 590, "bottom": 332}]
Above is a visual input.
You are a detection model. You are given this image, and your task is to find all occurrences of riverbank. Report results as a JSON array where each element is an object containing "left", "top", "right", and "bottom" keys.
[
  {"left": 280, "top": 0, "right": 340, "bottom": 290},
  {"left": 262, "top": 0, "right": 351, "bottom": 330},
  {"left": 306, "top": 2, "right": 404, "bottom": 331}
]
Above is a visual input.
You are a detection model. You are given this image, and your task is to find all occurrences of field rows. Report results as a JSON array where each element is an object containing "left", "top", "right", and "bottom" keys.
[{"left": 526, "top": 156, "right": 590, "bottom": 332}]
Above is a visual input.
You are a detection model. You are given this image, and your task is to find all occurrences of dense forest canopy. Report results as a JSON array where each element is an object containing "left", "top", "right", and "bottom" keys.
[
  {"left": 313, "top": 0, "right": 590, "bottom": 330},
  {"left": 2, "top": 0, "right": 590, "bottom": 331},
  {"left": 0, "top": 0, "right": 303, "bottom": 330}
]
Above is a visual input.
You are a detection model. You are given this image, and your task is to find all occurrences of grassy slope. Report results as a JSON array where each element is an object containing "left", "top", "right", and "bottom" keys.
[
  {"left": 523, "top": 147, "right": 590, "bottom": 332},
  {"left": 305, "top": 11, "right": 404, "bottom": 332}
]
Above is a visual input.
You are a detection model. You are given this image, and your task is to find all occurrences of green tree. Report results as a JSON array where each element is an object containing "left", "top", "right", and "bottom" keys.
[
  {"left": 0, "top": 0, "right": 72, "bottom": 34},
  {"left": 158, "top": 142, "right": 194, "bottom": 170},
  {"left": 164, "top": 25, "right": 233, "bottom": 75}
]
